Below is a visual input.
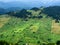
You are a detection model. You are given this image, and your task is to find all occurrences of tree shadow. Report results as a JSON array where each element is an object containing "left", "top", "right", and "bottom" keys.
[
  {"left": 56, "top": 41, "right": 60, "bottom": 45},
  {"left": 0, "top": 41, "right": 9, "bottom": 45}
]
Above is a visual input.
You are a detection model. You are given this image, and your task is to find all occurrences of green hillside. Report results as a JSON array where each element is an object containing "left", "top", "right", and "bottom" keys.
[{"left": 0, "top": 7, "right": 60, "bottom": 45}]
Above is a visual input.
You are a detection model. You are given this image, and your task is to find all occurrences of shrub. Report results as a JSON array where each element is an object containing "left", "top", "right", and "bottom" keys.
[
  {"left": 56, "top": 41, "right": 60, "bottom": 45},
  {"left": 0, "top": 41, "right": 9, "bottom": 45}
]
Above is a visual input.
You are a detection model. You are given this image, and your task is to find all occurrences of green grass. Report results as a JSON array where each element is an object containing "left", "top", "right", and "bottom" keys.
[
  {"left": 0, "top": 14, "right": 60, "bottom": 45},
  {"left": 0, "top": 15, "right": 53, "bottom": 45}
]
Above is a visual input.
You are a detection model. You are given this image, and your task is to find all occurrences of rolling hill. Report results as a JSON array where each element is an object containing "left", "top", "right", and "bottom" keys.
[{"left": 0, "top": 6, "right": 60, "bottom": 45}]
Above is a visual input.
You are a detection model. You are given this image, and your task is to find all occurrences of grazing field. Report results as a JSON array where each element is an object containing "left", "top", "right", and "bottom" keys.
[
  {"left": 0, "top": 15, "right": 53, "bottom": 45},
  {"left": 0, "top": 11, "right": 60, "bottom": 45}
]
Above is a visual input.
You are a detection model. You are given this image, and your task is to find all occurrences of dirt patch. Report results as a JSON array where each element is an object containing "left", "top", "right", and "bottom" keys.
[
  {"left": 51, "top": 20, "right": 60, "bottom": 34},
  {"left": 0, "top": 17, "right": 10, "bottom": 28}
]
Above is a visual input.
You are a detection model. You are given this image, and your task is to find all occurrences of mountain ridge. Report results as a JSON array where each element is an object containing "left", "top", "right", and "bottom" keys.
[{"left": 0, "top": 1, "right": 60, "bottom": 9}]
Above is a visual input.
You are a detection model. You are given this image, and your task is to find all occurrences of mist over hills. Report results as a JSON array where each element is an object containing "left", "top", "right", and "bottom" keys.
[
  {"left": 0, "top": 1, "right": 60, "bottom": 14},
  {"left": 0, "top": 1, "right": 60, "bottom": 9},
  {"left": 0, "top": 1, "right": 30, "bottom": 9}
]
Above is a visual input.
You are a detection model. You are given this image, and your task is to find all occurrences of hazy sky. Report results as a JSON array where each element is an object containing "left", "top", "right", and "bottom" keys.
[{"left": 0, "top": 0, "right": 59, "bottom": 3}]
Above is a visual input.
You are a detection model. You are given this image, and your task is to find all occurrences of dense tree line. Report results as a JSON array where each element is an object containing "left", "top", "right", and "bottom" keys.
[
  {"left": 0, "top": 40, "right": 60, "bottom": 45},
  {"left": 42, "top": 6, "right": 60, "bottom": 20},
  {"left": 7, "top": 8, "right": 43, "bottom": 19},
  {"left": 7, "top": 9, "right": 32, "bottom": 18},
  {"left": 30, "top": 7, "right": 40, "bottom": 11},
  {"left": 7, "top": 6, "right": 60, "bottom": 21}
]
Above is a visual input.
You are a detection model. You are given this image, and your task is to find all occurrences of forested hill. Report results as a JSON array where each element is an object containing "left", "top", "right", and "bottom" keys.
[
  {"left": 6, "top": 6, "right": 60, "bottom": 21},
  {"left": 42, "top": 6, "right": 60, "bottom": 20},
  {"left": 0, "top": 6, "right": 60, "bottom": 21},
  {"left": 0, "top": 8, "right": 7, "bottom": 14},
  {"left": 0, "top": 6, "right": 60, "bottom": 45}
]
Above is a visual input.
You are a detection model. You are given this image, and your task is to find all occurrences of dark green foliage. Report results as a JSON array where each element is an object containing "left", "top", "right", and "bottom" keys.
[
  {"left": 42, "top": 6, "right": 60, "bottom": 20},
  {"left": 47, "top": 43, "right": 55, "bottom": 45},
  {"left": 15, "top": 9, "right": 28, "bottom": 18},
  {"left": 7, "top": 11, "right": 14, "bottom": 15},
  {"left": 37, "top": 41, "right": 40, "bottom": 44},
  {"left": 0, "top": 34, "right": 4, "bottom": 38},
  {"left": 55, "top": 19, "right": 59, "bottom": 23},
  {"left": 56, "top": 41, "right": 60, "bottom": 45},
  {"left": 47, "top": 39, "right": 51, "bottom": 42},
  {"left": 32, "top": 16, "right": 37, "bottom": 18},
  {"left": 1, "top": 6, "right": 60, "bottom": 45},
  {"left": 7, "top": 9, "right": 32, "bottom": 18},
  {"left": 39, "top": 11, "right": 42, "bottom": 14},
  {"left": 42, "top": 43, "right": 46, "bottom": 45},
  {"left": 31, "top": 16, "right": 43, "bottom": 19},
  {"left": 37, "top": 16, "right": 43, "bottom": 19},
  {"left": 30, "top": 24, "right": 33, "bottom": 26},
  {"left": 0, "top": 41, "right": 9, "bottom": 45},
  {"left": 24, "top": 19, "right": 28, "bottom": 21},
  {"left": 30, "top": 7, "right": 40, "bottom": 11},
  {"left": 15, "top": 43, "right": 18, "bottom": 45},
  {"left": 6, "top": 6, "right": 60, "bottom": 21},
  {"left": 14, "top": 9, "right": 32, "bottom": 18}
]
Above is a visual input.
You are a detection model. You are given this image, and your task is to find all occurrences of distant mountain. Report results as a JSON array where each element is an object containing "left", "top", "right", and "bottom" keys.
[
  {"left": 0, "top": 1, "right": 43, "bottom": 13},
  {"left": 0, "top": 8, "right": 7, "bottom": 14},
  {"left": 0, "top": 7, "right": 21, "bottom": 14},
  {"left": 0, "top": 1, "right": 31, "bottom": 9},
  {"left": 7, "top": 7, "right": 22, "bottom": 12},
  {"left": 7, "top": 6, "right": 60, "bottom": 19},
  {"left": 0, "top": 1, "right": 60, "bottom": 9},
  {"left": 0, "top": 0, "right": 60, "bottom": 15}
]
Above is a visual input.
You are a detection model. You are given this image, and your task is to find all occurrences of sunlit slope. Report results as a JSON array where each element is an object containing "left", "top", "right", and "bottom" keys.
[
  {"left": 0, "top": 15, "right": 52, "bottom": 44},
  {"left": 0, "top": 9, "right": 60, "bottom": 45}
]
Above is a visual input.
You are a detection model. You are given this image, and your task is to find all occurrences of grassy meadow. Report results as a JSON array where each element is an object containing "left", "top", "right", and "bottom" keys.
[{"left": 0, "top": 9, "right": 60, "bottom": 45}]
